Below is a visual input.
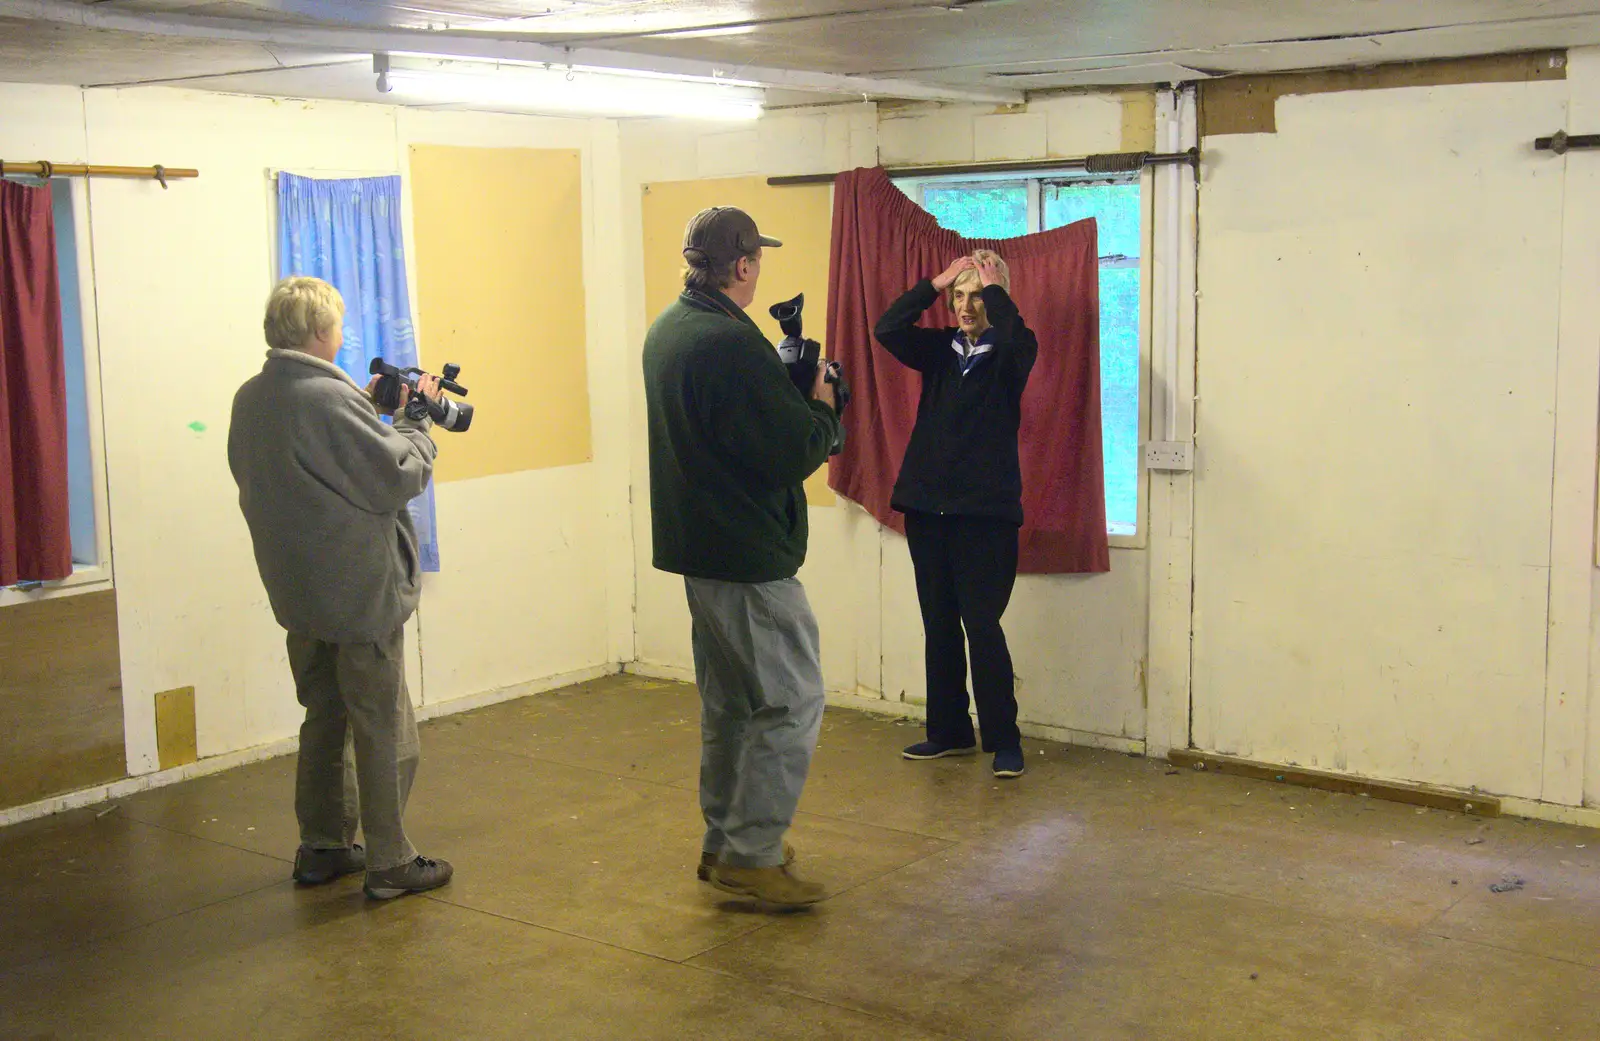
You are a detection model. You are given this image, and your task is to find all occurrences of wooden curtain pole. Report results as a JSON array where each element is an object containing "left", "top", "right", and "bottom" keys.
[{"left": 1, "top": 161, "right": 199, "bottom": 188}]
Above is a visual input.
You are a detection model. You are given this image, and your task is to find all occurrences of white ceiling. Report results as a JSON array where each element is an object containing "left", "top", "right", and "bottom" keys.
[{"left": 1, "top": 0, "right": 1597, "bottom": 112}]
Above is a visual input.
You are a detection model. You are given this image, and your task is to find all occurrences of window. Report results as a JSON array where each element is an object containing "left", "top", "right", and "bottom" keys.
[
  {"left": 900, "top": 172, "right": 1144, "bottom": 538},
  {"left": 53, "top": 180, "right": 99, "bottom": 568},
  {"left": 1, "top": 175, "right": 106, "bottom": 594}
]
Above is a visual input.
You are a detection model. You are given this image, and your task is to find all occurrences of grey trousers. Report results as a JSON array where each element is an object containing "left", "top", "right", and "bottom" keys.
[
  {"left": 685, "top": 575, "right": 825, "bottom": 869},
  {"left": 286, "top": 626, "right": 419, "bottom": 872}
]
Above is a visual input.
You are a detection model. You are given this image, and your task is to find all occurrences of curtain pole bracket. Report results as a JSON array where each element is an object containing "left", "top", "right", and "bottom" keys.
[{"left": 1535, "top": 131, "right": 1600, "bottom": 154}]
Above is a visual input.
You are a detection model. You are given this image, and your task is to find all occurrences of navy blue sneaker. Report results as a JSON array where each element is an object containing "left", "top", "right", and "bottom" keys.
[
  {"left": 992, "top": 748, "right": 1026, "bottom": 778},
  {"left": 902, "top": 741, "right": 978, "bottom": 760}
]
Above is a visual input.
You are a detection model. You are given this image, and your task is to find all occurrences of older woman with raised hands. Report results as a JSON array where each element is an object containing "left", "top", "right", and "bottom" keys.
[{"left": 872, "top": 249, "right": 1038, "bottom": 779}]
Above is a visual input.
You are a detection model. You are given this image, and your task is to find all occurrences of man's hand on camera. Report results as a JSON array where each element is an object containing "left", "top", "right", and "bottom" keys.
[
  {"left": 416, "top": 374, "right": 443, "bottom": 404},
  {"left": 932, "top": 256, "right": 976, "bottom": 292},
  {"left": 812, "top": 360, "right": 836, "bottom": 411}
]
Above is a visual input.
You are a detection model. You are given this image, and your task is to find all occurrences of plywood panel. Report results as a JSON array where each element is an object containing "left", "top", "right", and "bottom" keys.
[
  {"left": 640, "top": 175, "right": 836, "bottom": 505},
  {"left": 155, "top": 686, "right": 198, "bottom": 771},
  {"left": 0, "top": 592, "right": 124, "bottom": 809},
  {"left": 410, "top": 144, "right": 592, "bottom": 481}
]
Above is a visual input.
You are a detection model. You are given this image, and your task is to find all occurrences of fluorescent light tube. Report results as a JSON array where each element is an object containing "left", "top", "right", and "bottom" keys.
[{"left": 386, "top": 65, "right": 763, "bottom": 120}]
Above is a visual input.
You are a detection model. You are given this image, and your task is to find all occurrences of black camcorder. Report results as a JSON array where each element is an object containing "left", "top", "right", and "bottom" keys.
[
  {"left": 369, "top": 358, "right": 475, "bottom": 432},
  {"left": 769, "top": 293, "right": 850, "bottom": 455}
]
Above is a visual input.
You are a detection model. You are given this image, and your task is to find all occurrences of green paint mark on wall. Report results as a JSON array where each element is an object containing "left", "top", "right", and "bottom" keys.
[{"left": 188, "top": 421, "right": 207, "bottom": 433}]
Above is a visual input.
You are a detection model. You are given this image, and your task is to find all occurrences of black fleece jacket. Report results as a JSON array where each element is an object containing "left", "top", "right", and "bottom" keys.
[
  {"left": 874, "top": 279, "right": 1037, "bottom": 525},
  {"left": 644, "top": 287, "right": 841, "bottom": 582}
]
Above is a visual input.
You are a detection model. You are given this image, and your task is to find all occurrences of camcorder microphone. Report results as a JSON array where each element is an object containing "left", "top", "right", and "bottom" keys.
[
  {"left": 369, "top": 359, "right": 474, "bottom": 432},
  {"left": 769, "top": 293, "right": 850, "bottom": 455}
]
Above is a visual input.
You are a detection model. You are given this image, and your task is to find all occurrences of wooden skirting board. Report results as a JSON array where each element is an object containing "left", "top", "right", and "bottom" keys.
[{"left": 1167, "top": 749, "right": 1501, "bottom": 818}]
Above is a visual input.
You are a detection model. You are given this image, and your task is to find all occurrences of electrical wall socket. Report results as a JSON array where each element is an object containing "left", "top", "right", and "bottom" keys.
[{"left": 1144, "top": 441, "right": 1194, "bottom": 472}]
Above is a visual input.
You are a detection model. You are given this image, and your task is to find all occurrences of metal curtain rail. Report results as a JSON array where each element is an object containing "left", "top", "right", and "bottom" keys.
[
  {"left": 1, "top": 161, "right": 199, "bottom": 187},
  {"left": 767, "top": 148, "right": 1199, "bottom": 187}
]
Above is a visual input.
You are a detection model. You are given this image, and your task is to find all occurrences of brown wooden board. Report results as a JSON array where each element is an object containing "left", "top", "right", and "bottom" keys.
[
  {"left": 1200, "top": 51, "right": 1567, "bottom": 137},
  {"left": 155, "top": 686, "right": 197, "bottom": 771},
  {"left": 0, "top": 592, "right": 125, "bottom": 810}
]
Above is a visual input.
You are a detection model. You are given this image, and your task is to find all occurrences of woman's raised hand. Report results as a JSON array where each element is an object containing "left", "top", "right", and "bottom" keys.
[
  {"left": 975, "top": 251, "right": 1005, "bottom": 288},
  {"left": 932, "top": 256, "right": 976, "bottom": 291}
]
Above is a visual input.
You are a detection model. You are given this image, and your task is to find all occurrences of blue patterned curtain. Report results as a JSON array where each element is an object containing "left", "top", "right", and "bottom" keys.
[{"left": 276, "top": 173, "right": 440, "bottom": 572}]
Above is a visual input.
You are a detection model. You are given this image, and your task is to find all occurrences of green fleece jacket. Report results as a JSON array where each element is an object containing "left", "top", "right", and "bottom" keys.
[
  {"left": 643, "top": 288, "right": 840, "bottom": 583},
  {"left": 228, "top": 349, "right": 436, "bottom": 643}
]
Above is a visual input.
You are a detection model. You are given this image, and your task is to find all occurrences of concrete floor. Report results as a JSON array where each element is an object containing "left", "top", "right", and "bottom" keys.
[{"left": 3, "top": 674, "right": 1600, "bottom": 1040}]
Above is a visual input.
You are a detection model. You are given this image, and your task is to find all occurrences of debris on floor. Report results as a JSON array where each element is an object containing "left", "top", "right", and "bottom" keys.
[
  {"left": 1489, "top": 875, "right": 1525, "bottom": 894},
  {"left": 1466, "top": 838, "right": 1484, "bottom": 846}
]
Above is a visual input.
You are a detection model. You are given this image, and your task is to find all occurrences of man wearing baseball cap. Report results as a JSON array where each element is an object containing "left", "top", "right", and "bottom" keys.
[{"left": 642, "top": 206, "right": 840, "bottom": 908}]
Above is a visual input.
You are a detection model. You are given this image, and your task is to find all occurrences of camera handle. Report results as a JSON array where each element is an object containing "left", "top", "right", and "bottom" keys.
[{"left": 396, "top": 365, "right": 470, "bottom": 398}]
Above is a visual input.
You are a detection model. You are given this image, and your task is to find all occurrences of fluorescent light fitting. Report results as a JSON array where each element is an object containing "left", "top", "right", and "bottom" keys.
[
  {"left": 385, "top": 65, "right": 763, "bottom": 120},
  {"left": 387, "top": 54, "right": 762, "bottom": 90},
  {"left": 653, "top": 25, "right": 759, "bottom": 40},
  {"left": 577, "top": 63, "right": 762, "bottom": 89}
]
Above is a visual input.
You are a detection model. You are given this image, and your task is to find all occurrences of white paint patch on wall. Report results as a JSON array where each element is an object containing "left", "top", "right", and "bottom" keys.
[
  {"left": 420, "top": 465, "right": 613, "bottom": 704},
  {"left": 1192, "top": 81, "right": 1570, "bottom": 798},
  {"left": 877, "top": 94, "right": 1126, "bottom": 168}
]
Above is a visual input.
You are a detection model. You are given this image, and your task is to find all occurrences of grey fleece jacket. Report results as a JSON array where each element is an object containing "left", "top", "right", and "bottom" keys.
[{"left": 228, "top": 349, "right": 437, "bottom": 644}]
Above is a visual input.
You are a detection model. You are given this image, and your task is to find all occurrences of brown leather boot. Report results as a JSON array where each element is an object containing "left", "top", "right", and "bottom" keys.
[
  {"left": 698, "top": 842, "right": 795, "bottom": 882},
  {"left": 709, "top": 861, "right": 827, "bottom": 907}
]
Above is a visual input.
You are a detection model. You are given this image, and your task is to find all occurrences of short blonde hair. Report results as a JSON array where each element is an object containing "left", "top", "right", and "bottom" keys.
[
  {"left": 264, "top": 276, "right": 344, "bottom": 351},
  {"left": 949, "top": 249, "right": 1011, "bottom": 306}
]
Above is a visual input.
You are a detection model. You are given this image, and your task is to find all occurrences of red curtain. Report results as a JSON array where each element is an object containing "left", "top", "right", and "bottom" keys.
[
  {"left": 825, "top": 166, "right": 1110, "bottom": 574},
  {"left": 0, "top": 180, "right": 72, "bottom": 586}
]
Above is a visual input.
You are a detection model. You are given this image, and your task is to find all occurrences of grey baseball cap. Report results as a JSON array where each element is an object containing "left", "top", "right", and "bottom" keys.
[{"left": 682, "top": 206, "right": 782, "bottom": 267}]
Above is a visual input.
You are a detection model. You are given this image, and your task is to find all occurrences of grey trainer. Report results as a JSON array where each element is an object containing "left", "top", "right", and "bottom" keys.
[
  {"left": 363, "top": 855, "right": 454, "bottom": 900},
  {"left": 293, "top": 844, "right": 366, "bottom": 886}
]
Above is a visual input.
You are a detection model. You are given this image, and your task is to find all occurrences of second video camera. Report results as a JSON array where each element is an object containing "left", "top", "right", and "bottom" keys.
[
  {"left": 769, "top": 293, "right": 850, "bottom": 455},
  {"left": 369, "top": 358, "right": 475, "bottom": 432}
]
